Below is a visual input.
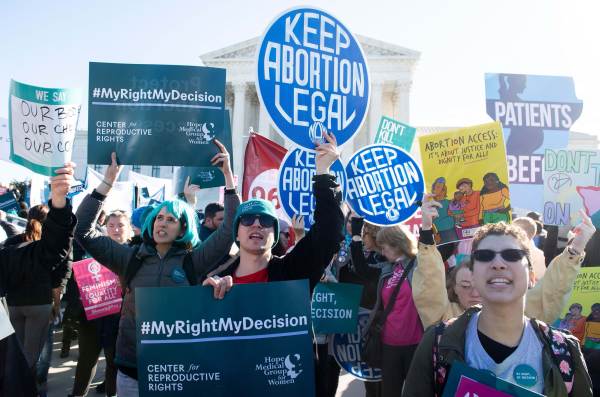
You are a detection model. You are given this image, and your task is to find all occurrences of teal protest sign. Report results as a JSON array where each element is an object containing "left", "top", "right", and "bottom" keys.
[
  {"left": 136, "top": 280, "right": 315, "bottom": 396},
  {"left": 9, "top": 80, "right": 81, "bottom": 176},
  {"left": 0, "top": 191, "right": 19, "bottom": 215},
  {"left": 442, "top": 362, "right": 543, "bottom": 397},
  {"left": 172, "top": 110, "right": 233, "bottom": 190},
  {"left": 88, "top": 62, "right": 227, "bottom": 167},
  {"left": 373, "top": 116, "right": 416, "bottom": 151},
  {"left": 311, "top": 283, "right": 362, "bottom": 334}
]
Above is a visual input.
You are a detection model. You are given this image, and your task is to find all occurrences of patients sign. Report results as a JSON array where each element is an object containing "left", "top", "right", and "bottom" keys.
[
  {"left": 256, "top": 7, "right": 370, "bottom": 149},
  {"left": 345, "top": 144, "right": 424, "bottom": 226},
  {"left": 278, "top": 148, "right": 347, "bottom": 229},
  {"left": 136, "top": 280, "right": 315, "bottom": 397}
]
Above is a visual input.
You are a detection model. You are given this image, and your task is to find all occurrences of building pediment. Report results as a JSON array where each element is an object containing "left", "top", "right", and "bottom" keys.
[{"left": 200, "top": 35, "right": 420, "bottom": 63}]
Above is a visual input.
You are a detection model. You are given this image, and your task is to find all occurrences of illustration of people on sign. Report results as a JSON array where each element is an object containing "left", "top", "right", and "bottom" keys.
[
  {"left": 431, "top": 175, "right": 512, "bottom": 244},
  {"left": 555, "top": 303, "right": 587, "bottom": 344},
  {"left": 479, "top": 172, "right": 511, "bottom": 224}
]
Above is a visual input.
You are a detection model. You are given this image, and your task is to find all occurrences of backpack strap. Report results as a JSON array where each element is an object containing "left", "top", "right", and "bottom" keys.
[
  {"left": 534, "top": 319, "right": 575, "bottom": 396},
  {"left": 432, "top": 321, "right": 450, "bottom": 397}
]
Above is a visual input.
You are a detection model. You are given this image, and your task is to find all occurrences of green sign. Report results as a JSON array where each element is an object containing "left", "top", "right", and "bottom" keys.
[
  {"left": 373, "top": 116, "right": 416, "bottom": 151},
  {"left": 311, "top": 283, "right": 362, "bottom": 334},
  {"left": 9, "top": 79, "right": 81, "bottom": 176},
  {"left": 136, "top": 280, "right": 315, "bottom": 396},
  {"left": 88, "top": 62, "right": 229, "bottom": 167}
]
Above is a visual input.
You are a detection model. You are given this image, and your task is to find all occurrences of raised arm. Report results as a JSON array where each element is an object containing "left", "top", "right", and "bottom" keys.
[
  {"left": 349, "top": 216, "right": 380, "bottom": 280},
  {"left": 191, "top": 139, "right": 239, "bottom": 275},
  {"left": 525, "top": 211, "right": 595, "bottom": 322},
  {"left": 74, "top": 153, "right": 133, "bottom": 275}
]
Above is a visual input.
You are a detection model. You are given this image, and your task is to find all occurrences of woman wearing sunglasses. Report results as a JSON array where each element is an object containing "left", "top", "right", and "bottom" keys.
[
  {"left": 204, "top": 131, "right": 344, "bottom": 296},
  {"left": 403, "top": 205, "right": 595, "bottom": 396},
  {"left": 74, "top": 141, "right": 239, "bottom": 396},
  {"left": 411, "top": 195, "right": 595, "bottom": 330}
]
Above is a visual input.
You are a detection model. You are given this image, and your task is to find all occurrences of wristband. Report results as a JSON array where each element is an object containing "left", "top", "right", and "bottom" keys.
[
  {"left": 224, "top": 188, "right": 237, "bottom": 195},
  {"left": 567, "top": 246, "right": 581, "bottom": 256},
  {"left": 101, "top": 180, "right": 113, "bottom": 188}
]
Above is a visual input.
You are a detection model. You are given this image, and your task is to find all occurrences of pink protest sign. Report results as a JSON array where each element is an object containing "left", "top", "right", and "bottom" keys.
[
  {"left": 72, "top": 258, "right": 123, "bottom": 320},
  {"left": 455, "top": 375, "right": 513, "bottom": 397}
]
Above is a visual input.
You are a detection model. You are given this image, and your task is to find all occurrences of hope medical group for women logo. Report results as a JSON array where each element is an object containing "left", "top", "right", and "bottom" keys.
[{"left": 256, "top": 7, "right": 370, "bottom": 149}]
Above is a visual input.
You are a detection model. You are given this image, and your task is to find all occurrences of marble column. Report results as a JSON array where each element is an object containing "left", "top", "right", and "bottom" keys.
[
  {"left": 393, "top": 81, "right": 411, "bottom": 123},
  {"left": 232, "top": 82, "right": 247, "bottom": 180},
  {"left": 258, "top": 102, "right": 271, "bottom": 138},
  {"left": 368, "top": 80, "right": 384, "bottom": 144}
]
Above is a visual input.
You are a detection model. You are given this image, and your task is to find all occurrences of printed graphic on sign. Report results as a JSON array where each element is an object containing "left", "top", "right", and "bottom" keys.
[
  {"left": 88, "top": 62, "right": 226, "bottom": 167},
  {"left": 72, "top": 258, "right": 123, "bottom": 320},
  {"left": 373, "top": 116, "right": 416, "bottom": 151},
  {"left": 345, "top": 144, "right": 424, "bottom": 226},
  {"left": 278, "top": 148, "right": 346, "bottom": 229},
  {"left": 442, "top": 361, "right": 544, "bottom": 397},
  {"left": 311, "top": 283, "right": 362, "bottom": 334},
  {"left": 542, "top": 149, "right": 600, "bottom": 227},
  {"left": 419, "top": 122, "right": 511, "bottom": 244},
  {"left": 9, "top": 80, "right": 80, "bottom": 176},
  {"left": 331, "top": 311, "right": 381, "bottom": 382},
  {"left": 554, "top": 267, "right": 600, "bottom": 350},
  {"left": 0, "top": 191, "right": 19, "bottom": 215},
  {"left": 256, "top": 7, "right": 370, "bottom": 149},
  {"left": 485, "top": 73, "right": 583, "bottom": 213},
  {"left": 136, "top": 280, "right": 315, "bottom": 396}
]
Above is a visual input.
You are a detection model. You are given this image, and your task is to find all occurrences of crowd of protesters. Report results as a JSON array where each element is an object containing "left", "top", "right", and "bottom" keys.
[{"left": 1, "top": 131, "right": 599, "bottom": 397}]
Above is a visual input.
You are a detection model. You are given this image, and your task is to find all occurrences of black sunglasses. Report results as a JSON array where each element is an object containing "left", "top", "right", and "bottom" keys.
[
  {"left": 473, "top": 249, "right": 527, "bottom": 263},
  {"left": 239, "top": 214, "right": 275, "bottom": 228}
]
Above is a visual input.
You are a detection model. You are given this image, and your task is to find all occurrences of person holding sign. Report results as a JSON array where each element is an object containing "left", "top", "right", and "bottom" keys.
[
  {"left": 205, "top": 131, "right": 343, "bottom": 293},
  {"left": 403, "top": 214, "right": 595, "bottom": 396},
  {"left": 74, "top": 140, "right": 239, "bottom": 396},
  {"left": 412, "top": 197, "right": 596, "bottom": 330},
  {"left": 0, "top": 162, "right": 76, "bottom": 396}
]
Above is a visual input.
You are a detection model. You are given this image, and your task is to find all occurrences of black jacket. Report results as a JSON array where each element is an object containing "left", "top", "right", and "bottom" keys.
[
  {"left": 215, "top": 174, "right": 344, "bottom": 292},
  {"left": 2, "top": 204, "right": 75, "bottom": 306}
]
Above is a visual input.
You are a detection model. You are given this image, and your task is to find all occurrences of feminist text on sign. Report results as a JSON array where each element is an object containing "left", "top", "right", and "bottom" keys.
[
  {"left": 72, "top": 259, "right": 123, "bottom": 321},
  {"left": 88, "top": 62, "right": 226, "bottom": 167},
  {"left": 278, "top": 148, "right": 346, "bottom": 229},
  {"left": 311, "top": 283, "right": 362, "bottom": 334},
  {"left": 9, "top": 80, "right": 80, "bottom": 176},
  {"left": 485, "top": 73, "right": 583, "bottom": 212},
  {"left": 331, "top": 311, "right": 381, "bottom": 382},
  {"left": 542, "top": 149, "right": 600, "bottom": 227},
  {"left": 373, "top": 116, "right": 416, "bottom": 151},
  {"left": 419, "top": 122, "right": 510, "bottom": 244},
  {"left": 136, "top": 280, "right": 315, "bottom": 397},
  {"left": 345, "top": 144, "right": 424, "bottom": 226},
  {"left": 257, "top": 7, "right": 370, "bottom": 149}
]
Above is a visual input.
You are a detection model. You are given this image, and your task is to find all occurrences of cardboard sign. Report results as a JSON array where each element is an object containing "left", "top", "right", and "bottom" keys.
[
  {"left": 9, "top": 80, "right": 80, "bottom": 176},
  {"left": 136, "top": 280, "right": 315, "bottom": 396},
  {"left": 278, "top": 148, "right": 346, "bottom": 229},
  {"left": 256, "top": 7, "right": 370, "bottom": 149},
  {"left": 88, "top": 62, "right": 227, "bottom": 167},
  {"left": 72, "top": 258, "right": 123, "bottom": 320},
  {"left": 419, "top": 122, "right": 510, "bottom": 244},
  {"left": 485, "top": 73, "right": 583, "bottom": 213},
  {"left": 373, "top": 116, "right": 416, "bottom": 151},
  {"left": 345, "top": 144, "right": 424, "bottom": 226},
  {"left": 542, "top": 149, "right": 600, "bottom": 227},
  {"left": 311, "top": 283, "right": 362, "bottom": 334},
  {"left": 330, "top": 311, "right": 381, "bottom": 382}
]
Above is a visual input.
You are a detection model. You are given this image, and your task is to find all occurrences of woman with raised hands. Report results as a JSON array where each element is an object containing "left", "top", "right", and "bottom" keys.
[{"left": 74, "top": 140, "right": 239, "bottom": 396}]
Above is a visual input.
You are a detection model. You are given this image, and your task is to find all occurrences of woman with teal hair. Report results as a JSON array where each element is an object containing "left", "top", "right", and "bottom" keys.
[{"left": 75, "top": 142, "right": 239, "bottom": 396}]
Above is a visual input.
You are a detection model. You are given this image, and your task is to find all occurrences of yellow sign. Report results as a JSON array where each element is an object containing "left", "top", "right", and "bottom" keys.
[{"left": 418, "top": 121, "right": 510, "bottom": 244}]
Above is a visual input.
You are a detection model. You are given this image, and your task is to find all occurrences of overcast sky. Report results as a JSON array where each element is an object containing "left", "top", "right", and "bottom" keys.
[{"left": 2, "top": 0, "right": 598, "bottom": 137}]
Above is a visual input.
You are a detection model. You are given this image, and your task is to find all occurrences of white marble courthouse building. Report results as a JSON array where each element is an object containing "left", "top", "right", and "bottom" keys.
[{"left": 73, "top": 35, "right": 421, "bottom": 181}]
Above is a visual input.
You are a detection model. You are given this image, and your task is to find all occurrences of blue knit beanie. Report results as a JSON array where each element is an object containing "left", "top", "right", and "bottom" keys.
[{"left": 233, "top": 199, "right": 280, "bottom": 247}]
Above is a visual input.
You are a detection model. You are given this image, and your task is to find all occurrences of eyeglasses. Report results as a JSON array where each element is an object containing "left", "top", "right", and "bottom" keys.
[
  {"left": 280, "top": 232, "right": 290, "bottom": 238},
  {"left": 239, "top": 214, "right": 275, "bottom": 228},
  {"left": 473, "top": 249, "right": 527, "bottom": 263}
]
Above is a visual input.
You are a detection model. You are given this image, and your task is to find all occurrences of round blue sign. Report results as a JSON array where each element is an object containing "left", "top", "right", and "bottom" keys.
[
  {"left": 331, "top": 311, "right": 381, "bottom": 381},
  {"left": 345, "top": 144, "right": 424, "bottom": 226},
  {"left": 256, "top": 7, "right": 370, "bottom": 149},
  {"left": 278, "top": 148, "right": 346, "bottom": 230}
]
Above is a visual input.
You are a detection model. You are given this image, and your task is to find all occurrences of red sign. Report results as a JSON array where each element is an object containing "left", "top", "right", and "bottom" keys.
[{"left": 73, "top": 258, "right": 123, "bottom": 320}]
